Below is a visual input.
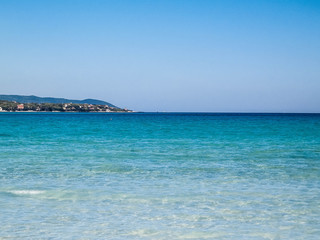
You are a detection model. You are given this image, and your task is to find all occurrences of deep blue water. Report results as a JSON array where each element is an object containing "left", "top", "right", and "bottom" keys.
[{"left": 0, "top": 113, "right": 320, "bottom": 239}]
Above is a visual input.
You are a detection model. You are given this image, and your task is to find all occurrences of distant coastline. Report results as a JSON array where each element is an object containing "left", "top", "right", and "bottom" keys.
[
  {"left": 0, "top": 95, "right": 132, "bottom": 112},
  {"left": 0, "top": 94, "right": 118, "bottom": 107},
  {"left": 0, "top": 100, "right": 132, "bottom": 113}
]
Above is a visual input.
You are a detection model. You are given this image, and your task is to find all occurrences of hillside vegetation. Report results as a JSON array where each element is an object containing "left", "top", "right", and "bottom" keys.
[
  {"left": 0, "top": 100, "right": 130, "bottom": 112},
  {"left": 0, "top": 95, "right": 118, "bottom": 108}
]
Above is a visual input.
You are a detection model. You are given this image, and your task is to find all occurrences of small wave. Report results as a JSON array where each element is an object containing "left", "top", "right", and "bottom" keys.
[
  {"left": 8, "top": 190, "right": 45, "bottom": 195},
  {"left": 0, "top": 133, "right": 12, "bottom": 137}
]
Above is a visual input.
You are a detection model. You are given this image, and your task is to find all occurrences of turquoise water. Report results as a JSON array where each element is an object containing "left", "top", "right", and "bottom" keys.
[{"left": 0, "top": 113, "right": 319, "bottom": 239}]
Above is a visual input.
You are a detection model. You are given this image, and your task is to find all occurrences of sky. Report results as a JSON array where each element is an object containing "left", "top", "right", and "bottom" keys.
[{"left": 1, "top": 0, "right": 320, "bottom": 112}]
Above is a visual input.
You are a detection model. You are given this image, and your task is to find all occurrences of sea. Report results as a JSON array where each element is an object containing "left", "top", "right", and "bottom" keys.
[{"left": 0, "top": 113, "right": 319, "bottom": 240}]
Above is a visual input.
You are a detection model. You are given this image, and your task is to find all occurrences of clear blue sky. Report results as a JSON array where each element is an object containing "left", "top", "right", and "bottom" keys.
[{"left": 1, "top": 0, "right": 319, "bottom": 112}]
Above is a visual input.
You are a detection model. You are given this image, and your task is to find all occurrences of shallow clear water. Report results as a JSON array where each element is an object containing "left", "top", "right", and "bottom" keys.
[{"left": 0, "top": 113, "right": 319, "bottom": 239}]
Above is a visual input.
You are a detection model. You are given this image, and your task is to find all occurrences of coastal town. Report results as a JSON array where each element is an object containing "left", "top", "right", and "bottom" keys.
[{"left": 0, "top": 100, "right": 132, "bottom": 112}]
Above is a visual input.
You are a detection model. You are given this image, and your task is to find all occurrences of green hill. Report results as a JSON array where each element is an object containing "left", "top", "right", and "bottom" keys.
[{"left": 0, "top": 95, "right": 119, "bottom": 108}]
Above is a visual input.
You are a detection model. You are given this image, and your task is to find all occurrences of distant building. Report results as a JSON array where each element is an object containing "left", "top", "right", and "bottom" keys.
[
  {"left": 17, "top": 104, "right": 24, "bottom": 110},
  {"left": 63, "top": 104, "right": 69, "bottom": 110}
]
